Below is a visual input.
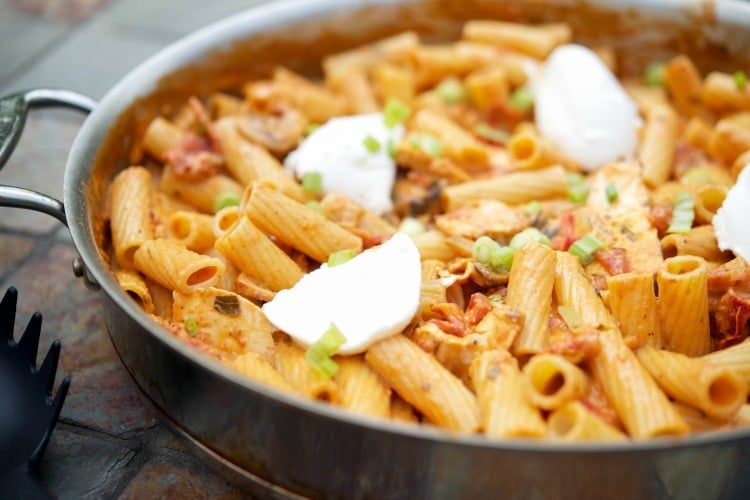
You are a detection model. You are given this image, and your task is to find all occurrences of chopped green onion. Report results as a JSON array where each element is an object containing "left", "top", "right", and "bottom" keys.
[
  {"left": 386, "top": 138, "right": 397, "bottom": 158},
  {"left": 567, "top": 172, "right": 589, "bottom": 204},
  {"left": 524, "top": 200, "right": 542, "bottom": 217},
  {"left": 363, "top": 135, "right": 381, "bottom": 154},
  {"left": 305, "top": 200, "right": 324, "bottom": 215},
  {"left": 304, "top": 123, "right": 320, "bottom": 136},
  {"left": 489, "top": 245, "right": 516, "bottom": 273},
  {"left": 487, "top": 292, "right": 504, "bottom": 304},
  {"left": 474, "top": 122, "right": 511, "bottom": 145},
  {"left": 413, "top": 132, "right": 443, "bottom": 157},
  {"left": 509, "top": 227, "right": 551, "bottom": 249},
  {"left": 213, "top": 192, "right": 241, "bottom": 213},
  {"left": 301, "top": 171, "right": 323, "bottom": 195},
  {"left": 568, "top": 233, "right": 605, "bottom": 265},
  {"left": 383, "top": 98, "right": 411, "bottom": 128},
  {"left": 644, "top": 62, "right": 665, "bottom": 86},
  {"left": 605, "top": 183, "right": 619, "bottom": 203},
  {"left": 734, "top": 70, "right": 747, "bottom": 90},
  {"left": 473, "top": 236, "right": 516, "bottom": 272},
  {"left": 557, "top": 305, "right": 583, "bottom": 329},
  {"left": 508, "top": 87, "right": 534, "bottom": 111},
  {"left": 667, "top": 191, "right": 695, "bottom": 234},
  {"left": 436, "top": 78, "right": 468, "bottom": 104},
  {"left": 328, "top": 248, "right": 358, "bottom": 267},
  {"left": 399, "top": 217, "right": 426, "bottom": 236},
  {"left": 184, "top": 317, "right": 198, "bottom": 337},
  {"left": 305, "top": 324, "right": 347, "bottom": 377},
  {"left": 472, "top": 236, "right": 498, "bottom": 264},
  {"left": 680, "top": 167, "right": 712, "bottom": 184}
]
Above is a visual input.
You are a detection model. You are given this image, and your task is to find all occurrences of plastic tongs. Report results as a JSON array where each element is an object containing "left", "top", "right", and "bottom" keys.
[{"left": 0, "top": 287, "right": 70, "bottom": 498}]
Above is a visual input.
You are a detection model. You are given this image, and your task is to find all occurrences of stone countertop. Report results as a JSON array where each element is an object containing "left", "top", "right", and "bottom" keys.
[{"left": 0, "top": 0, "right": 271, "bottom": 497}]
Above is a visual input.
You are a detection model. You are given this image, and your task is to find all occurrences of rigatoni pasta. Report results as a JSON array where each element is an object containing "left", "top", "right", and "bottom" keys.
[{"left": 102, "top": 18, "right": 750, "bottom": 444}]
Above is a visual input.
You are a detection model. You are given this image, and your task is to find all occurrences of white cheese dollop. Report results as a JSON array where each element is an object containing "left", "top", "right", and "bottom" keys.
[
  {"left": 713, "top": 166, "right": 750, "bottom": 262},
  {"left": 285, "top": 113, "right": 404, "bottom": 215},
  {"left": 534, "top": 44, "right": 641, "bottom": 171},
  {"left": 262, "top": 232, "right": 421, "bottom": 355}
]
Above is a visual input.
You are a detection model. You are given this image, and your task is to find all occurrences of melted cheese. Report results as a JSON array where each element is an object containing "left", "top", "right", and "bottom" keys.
[
  {"left": 284, "top": 113, "right": 404, "bottom": 215},
  {"left": 534, "top": 44, "right": 641, "bottom": 171},
  {"left": 714, "top": 166, "right": 750, "bottom": 262},
  {"left": 262, "top": 232, "right": 421, "bottom": 355}
]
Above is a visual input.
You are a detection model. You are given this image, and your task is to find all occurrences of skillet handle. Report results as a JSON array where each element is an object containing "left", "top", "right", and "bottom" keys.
[
  {"left": 0, "top": 88, "right": 96, "bottom": 168},
  {"left": 0, "top": 89, "right": 97, "bottom": 226},
  {"left": 0, "top": 89, "right": 99, "bottom": 289}
]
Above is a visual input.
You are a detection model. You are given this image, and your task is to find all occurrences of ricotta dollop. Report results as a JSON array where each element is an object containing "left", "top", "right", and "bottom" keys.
[
  {"left": 713, "top": 166, "right": 750, "bottom": 262},
  {"left": 284, "top": 113, "right": 404, "bottom": 215},
  {"left": 534, "top": 44, "right": 641, "bottom": 171},
  {"left": 262, "top": 232, "right": 422, "bottom": 355}
]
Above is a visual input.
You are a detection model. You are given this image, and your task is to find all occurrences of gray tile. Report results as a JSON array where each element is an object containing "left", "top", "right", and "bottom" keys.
[
  {"left": 0, "top": 21, "right": 169, "bottom": 99},
  {"left": 0, "top": 17, "right": 69, "bottom": 84},
  {"left": 0, "top": 113, "right": 83, "bottom": 233},
  {"left": 101, "top": 0, "right": 273, "bottom": 39}
]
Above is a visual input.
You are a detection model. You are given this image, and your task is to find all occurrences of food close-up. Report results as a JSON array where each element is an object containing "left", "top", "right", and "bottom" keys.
[{"left": 2, "top": 0, "right": 750, "bottom": 498}]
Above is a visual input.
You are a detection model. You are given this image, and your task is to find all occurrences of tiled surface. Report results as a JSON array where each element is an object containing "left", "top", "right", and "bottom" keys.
[{"left": 0, "top": 0, "right": 271, "bottom": 497}]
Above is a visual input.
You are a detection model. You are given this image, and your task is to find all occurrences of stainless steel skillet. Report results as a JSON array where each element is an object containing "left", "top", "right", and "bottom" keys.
[{"left": 1, "top": 0, "right": 750, "bottom": 497}]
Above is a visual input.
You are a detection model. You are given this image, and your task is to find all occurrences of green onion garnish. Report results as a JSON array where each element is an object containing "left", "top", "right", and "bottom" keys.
[
  {"left": 305, "top": 200, "right": 324, "bottom": 215},
  {"left": 734, "top": 70, "right": 747, "bottom": 90},
  {"left": 417, "top": 133, "right": 443, "bottom": 157},
  {"left": 184, "top": 317, "right": 198, "bottom": 336},
  {"left": 383, "top": 98, "right": 411, "bottom": 128},
  {"left": 305, "top": 324, "right": 347, "bottom": 377},
  {"left": 399, "top": 217, "right": 426, "bottom": 236},
  {"left": 472, "top": 236, "right": 515, "bottom": 272},
  {"left": 680, "top": 167, "right": 712, "bottom": 184},
  {"left": 567, "top": 173, "right": 589, "bottom": 204},
  {"left": 213, "top": 192, "right": 241, "bottom": 213},
  {"left": 645, "top": 62, "right": 665, "bottom": 87},
  {"left": 474, "top": 122, "right": 511, "bottom": 145},
  {"left": 524, "top": 200, "right": 542, "bottom": 217},
  {"left": 605, "top": 183, "right": 619, "bottom": 203},
  {"left": 301, "top": 171, "right": 323, "bottom": 195},
  {"left": 667, "top": 191, "right": 695, "bottom": 234},
  {"left": 508, "top": 87, "right": 534, "bottom": 111},
  {"left": 568, "top": 233, "right": 605, "bottom": 265},
  {"left": 472, "top": 236, "right": 497, "bottom": 264},
  {"left": 557, "top": 305, "right": 583, "bottom": 329},
  {"left": 363, "top": 135, "right": 381, "bottom": 154},
  {"left": 489, "top": 246, "right": 515, "bottom": 273},
  {"left": 328, "top": 248, "right": 358, "bottom": 267},
  {"left": 436, "top": 79, "right": 468, "bottom": 104},
  {"left": 386, "top": 138, "right": 397, "bottom": 158},
  {"left": 509, "top": 227, "right": 551, "bottom": 249},
  {"left": 304, "top": 123, "right": 320, "bottom": 136}
]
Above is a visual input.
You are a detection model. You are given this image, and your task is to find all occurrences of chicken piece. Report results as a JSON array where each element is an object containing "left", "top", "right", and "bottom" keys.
[{"left": 435, "top": 199, "right": 529, "bottom": 241}]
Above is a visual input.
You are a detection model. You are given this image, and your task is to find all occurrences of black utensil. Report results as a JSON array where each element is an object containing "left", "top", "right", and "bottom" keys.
[{"left": 0, "top": 287, "right": 70, "bottom": 498}]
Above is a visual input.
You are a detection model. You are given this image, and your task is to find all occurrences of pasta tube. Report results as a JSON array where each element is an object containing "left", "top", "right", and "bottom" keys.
[
  {"left": 548, "top": 401, "right": 628, "bottom": 441},
  {"left": 366, "top": 335, "right": 480, "bottom": 432},
  {"left": 507, "top": 243, "right": 556, "bottom": 355},
  {"left": 522, "top": 353, "right": 589, "bottom": 411},
  {"left": 656, "top": 256, "right": 711, "bottom": 356},
  {"left": 109, "top": 166, "right": 155, "bottom": 270},
  {"left": 637, "top": 346, "right": 747, "bottom": 420},
  {"left": 134, "top": 239, "right": 224, "bottom": 294},
  {"left": 244, "top": 182, "right": 362, "bottom": 263},
  {"left": 470, "top": 349, "right": 547, "bottom": 438},
  {"left": 589, "top": 329, "right": 689, "bottom": 439}
]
